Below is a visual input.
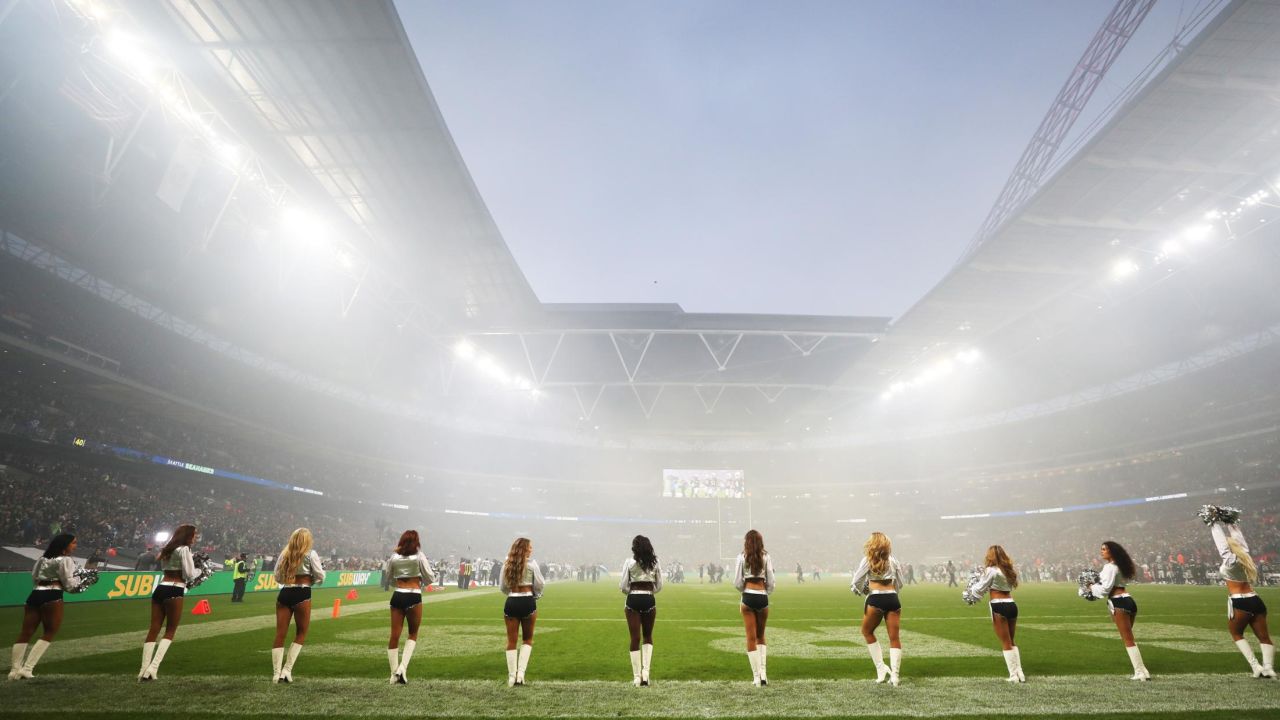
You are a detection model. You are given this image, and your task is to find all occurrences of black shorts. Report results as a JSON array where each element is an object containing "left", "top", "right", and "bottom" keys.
[
  {"left": 990, "top": 601, "right": 1018, "bottom": 620},
  {"left": 626, "top": 593, "right": 656, "bottom": 613},
  {"left": 25, "top": 589, "right": 63, "bottom": 608},
  {"left": 504, "top": 595, "right": 537, "bottom": 619},
  {"left": 865, "top": 592, "right": 901, "bottom": 614},
  {"left": 1108, "top": 596, "right": 1137, "bottom": 616},
  {"left": 1230, "top": 595, "right": 1267, "bottom": 619},
  {"left": 277, "top": 586, "right": 312, "bottom": 608},
  {"left": 390, "top": 591, "right": 422, "bottom": 611},
  {"left": 151, "top": 583, "right": 186, "bottom": 605},
  {"left": 741, "top": 592, "right": 769, "bottom": 611}
]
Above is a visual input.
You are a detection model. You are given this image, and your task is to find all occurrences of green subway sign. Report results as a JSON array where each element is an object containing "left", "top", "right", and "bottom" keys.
[{"left": 0, "top": 570, "right": 383, "bottom": 606}]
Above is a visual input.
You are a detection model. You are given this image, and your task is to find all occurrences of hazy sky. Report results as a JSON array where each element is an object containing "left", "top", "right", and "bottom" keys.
[{"left": 398, "top": 1, "right": 1198, "bottom": 319}]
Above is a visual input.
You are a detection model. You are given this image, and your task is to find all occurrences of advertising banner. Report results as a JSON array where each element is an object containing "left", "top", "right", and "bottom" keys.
[{"left": 0, "top": 570, "right": 383, "bottom": 606}]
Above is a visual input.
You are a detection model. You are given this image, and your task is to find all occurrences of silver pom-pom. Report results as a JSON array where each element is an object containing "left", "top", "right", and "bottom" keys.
[
  {"left": 68, "top": 568, "right": 99, "bottom": 593},
  {"left": 961, "top": 590, "right": 979, "bottom": 605},
  {"left": 186, "top": 552, "right": 216, "bottom": 589},
  {"left": 961, "top": 567, "right": 984, "bottom": 605},
  {"left": 1077, "top": 569, "right": 1101, "bottom": 601},
  {"left": 1197, "top": 505, "right": 1241, "bottom": 526}
]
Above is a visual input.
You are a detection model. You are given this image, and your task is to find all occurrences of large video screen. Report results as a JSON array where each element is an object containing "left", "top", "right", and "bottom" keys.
[{"left": 662, "top": 469, "right": 745, "bottom": 499}]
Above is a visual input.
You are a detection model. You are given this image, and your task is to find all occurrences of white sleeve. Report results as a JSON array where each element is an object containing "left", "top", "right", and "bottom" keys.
[
  {"left": 179, "top": 546, "right": 198, "bottom": 582},
  {"left": 1229, "top": 524, "right": 1250, "bottom": 555},
  {"left": 732, "top": 555, "right": 746, "bottom": 592},
  {"left": 891, "top": 557, "right": 903, "bottom": 591},
  {"left": 382, "top": 556, "right": 393, "bottom": 591},
  {"left": 653, "top": 562, "right": 663, "bottom": 593},
  {"left": 1092, "top": 563, "right": 1119, "bottom": 598},
  {"left": 1211, "top": 522, "right": 1237, "bottom": 565},
  {"left": 30, "top": 558, "right": 40, "bottom": 584},
  {"left": 57, "top": 557, "right": 77, "bottom": 587},
  {"left": 309, "top": 550, "right": 326, "bottom": 585},
  {"left": 765, "top": 555, "right": 776, "bottom": 595},
  {"left": 851, "top": 557, "right": 869, "bottom": 594},
  {"left": 499, "top": 562, "right": 511, "bottom": 595},
  {"left": 619, "top": 559, "right": 632, "bottom": 594},
  {"left": 968, "top": 566, "right": 997, "bottom": 599},
  {"left": 419, "top": 554, "right": 436, "bottom": 586},
  {"left": 531, "top": 560, "right": 546, "bottom": 598}
]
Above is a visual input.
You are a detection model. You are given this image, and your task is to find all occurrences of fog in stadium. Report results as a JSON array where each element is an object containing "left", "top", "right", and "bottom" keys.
[{"left": 1, "top": 0, "right": 1280, "bottom": 711}]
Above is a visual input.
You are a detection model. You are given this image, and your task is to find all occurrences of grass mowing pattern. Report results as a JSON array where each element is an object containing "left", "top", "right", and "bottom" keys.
[{"left": 0, "top": 580, "right": 1276, "bottom": 717}]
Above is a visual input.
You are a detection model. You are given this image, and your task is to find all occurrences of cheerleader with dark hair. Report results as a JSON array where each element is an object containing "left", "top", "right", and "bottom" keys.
[
  {"left": 851, "top": 531, "right": 903, "bottom": 686},
  {"left": 1204, "top": 509, "right": 1274, "bottom": 677},
  {"left": 383, "top": 530, "right": 435, "bottom": 685},
  {"left": 271, "top": 527, "right": 325, "bottom": 683},
  {"left": 619, "top": 535, "right": 663, "bottom": 686},
  {"left": 500, "top": 537, "right": 545, "bottom": 686},
  {"left": 732, "top": 529, "right": 774, "bottom": 686},
  {"left": 139, "top": 524, "right": 199, "bottom": 681},
  {"left": 8, "top": 534, "right": 80, "bottom": 680},
  {"left": 963, "top": 545, "right": 1024, "bottom": 682},
  {"left": 1084, "top": 541, "right": 1150, "bottom": 680}
]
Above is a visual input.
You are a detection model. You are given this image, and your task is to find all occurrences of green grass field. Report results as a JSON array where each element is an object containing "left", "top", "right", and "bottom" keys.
[{"left": 1, "top": 579, "right": 1278, "bottom": 718}]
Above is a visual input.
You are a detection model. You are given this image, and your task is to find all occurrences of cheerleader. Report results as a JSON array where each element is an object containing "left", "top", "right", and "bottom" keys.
[
  {"left": 851, "top": 531, "right": 903, "bottom": 686},
  {"left": 619, "top": 535, "right": 663, "bottom": 686},
  {"left": 500, "top": 537, "right": 545, "bottom": 686},
  {"left": 1207, "top": 513, "right": 1275, "bottom": 677},
  {"left": 732, "top": 529, "right": 775, "bottom": 686},
  {"left": 963, "top": 545, "right": 1025, "bottom": 682},
  {"left": 271, "top": 528, "right": 325, "bottom": 683},
  {"left": 8, "top": 534, "right": 77, "bottom": 680},
  {"left": 139, "top": 524, "right": 199, "bottom": 681},
  {"left": 1085, "top": 541, "right": 1150, "bottom": 680},
  {"left": 383, "top": 530, "right": 435, "bottom": 685}
]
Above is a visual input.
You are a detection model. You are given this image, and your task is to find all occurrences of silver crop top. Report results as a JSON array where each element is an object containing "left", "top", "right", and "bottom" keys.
[
  {"left": 1211, "top": 522, "right": 1254, "bottom": 583},
  {"left": 733, "top": 552, "right": 776, "bottom": 594},
  {"left": 384, "top": 552, "right": 436, "bottom": 584},
  {"left": 31, "top": 556, "right": 76, "bottom": 587},
  {"left": 275, "top": 550, "right": 327, "bottom": 585},
  {"left": 966, "top": 566, "right": 1013, "bottom": 598},
  {"left": 160, "top": 546, "right": 198, "bottom": 581},
  {"left": 851, "top": 555, "right": 904, "bottom": 592},
  {"left": 619, "top": 558, "right": 664, "bottom": 594},
  {"left": 500, "top": 558, "right": 546, "bottom": 598}
]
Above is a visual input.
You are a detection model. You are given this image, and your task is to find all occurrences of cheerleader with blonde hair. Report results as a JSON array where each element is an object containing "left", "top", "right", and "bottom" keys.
[
  {"left": 271, "top": 528, "right": 325, "bottom": 683},
  {"left": 851, "top": 531, "right": 904, "bottom": 686},
  {"left": 1203, "top": 507, "right": 1274, "bottom": 678}
]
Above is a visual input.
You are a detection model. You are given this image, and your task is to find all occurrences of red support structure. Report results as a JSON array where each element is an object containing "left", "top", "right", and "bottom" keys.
[{"left": 960, "top": 0, "right": 1157, "bottom": 261}]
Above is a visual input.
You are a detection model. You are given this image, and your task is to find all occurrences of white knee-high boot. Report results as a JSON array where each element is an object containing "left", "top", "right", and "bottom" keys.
[
  {"left": 143, "top": 638, "right": 171, "bottom": 680},
  {"left": 641, "top": 643, "right": 653, "bottom": 685},
  {"left": 757, "top": 644, "right": 767, "bottom": 685},
  {"left": 516, "top": 643, "right": 532, "bottom": 685},
  {"left": 629, "top": 650, "right": 642, "bottom": 686},
  {"left": 1002, "top": 649, "right": 1018, "bottom": 681},
  {"left": 17, "top": 640, "right": 49, "bottom": 678},
  {"left": 138, "top": 642, "right": 155, "bottom": 680},
  {"left": 281, "top": 643, "right": 303, "bottom": 682},
  {"left": 888, "top": 647, "right": 902, "bottom": 687},
  {"left": 395, "top": 640, "right": 415, "bottom": 683},
  {"left": 506, "top": 649, "right": 518, "bottom": 686},
  {"left": 9, "top": 643, "right": 27, "bottom": 680},
  {"left": 866, "top": 641, "right": 888, "bottom": 683},
  {"left": 747, "top": 649, "right": 760, "bottom": 685},
  {"left": 387, "top": 647, "right": 400, "bottom": 684},
  {"left": 1126, "top": 645, "right": 1149, "bottom": 680},
  {"left": 1236, "top": 638, "right": 1263, "bottom": 676},
  {"left": 1012, "top": 646, "right": 1025, "bottom": 681},
  {"left": 1261, "top": 643, "right": 1276, "bottom": 678},
  {"left": 271, "top": 647, "right": 284, "bottom": 683}
]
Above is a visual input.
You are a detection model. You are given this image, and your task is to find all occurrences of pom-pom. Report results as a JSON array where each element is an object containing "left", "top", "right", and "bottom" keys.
[
  {"left": 68, "top": 568, "right": 99, "bottom": 593},
  {"left": 186, "top": 552, "right": 216, "bottom": 589},
  {"left": 1197, "top": 505, "right": 1241, "bottom": 526},
  {"left": 1077, "top": 569, "right": 1101, "bottom": 601},
  {"left": 961, "top": 590, "right": 979, "bottom": 605}
]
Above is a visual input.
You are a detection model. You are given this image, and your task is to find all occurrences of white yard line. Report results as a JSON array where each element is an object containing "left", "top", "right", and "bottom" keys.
[
  {"left": 42, "top": 589, "right": 496, "bottom": 662},
  {"left": 3, "top": 674, "right": 1279, "bottom": 716}
]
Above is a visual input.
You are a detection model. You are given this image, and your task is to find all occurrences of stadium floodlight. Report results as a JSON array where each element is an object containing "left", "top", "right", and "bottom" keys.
[
  {"left": 955, "top": 348, "right": 981, "bottom": 365},
  {"left": 453, "top": 339, "right": 476, "bottom": 359},
  {"left": 476, "top": 355, "right": 509, "bottom": 384},
  {"left": 1110, "top": 258, "right": 1140, "bottom": 281},
  {"left": 105, "top": 31, "right": 159, "bottom": 82},
  {"left": 278, "top": 206, "right": 327, "bottom": 243},
  {"left": 1182, "top": 224, "right": 1214, "bottom": 242},
  {"left": 154, "top": 531, "right": 171, "bottom": 544},
  {"left": 513, "top": 376, "right": 533, "bottom": 391},
  {"left": 214, "top": 140, "right": 241, "bottom": 169},
  {"left": 1159, "top": 240, "right": 1184, "bottom": 257}
]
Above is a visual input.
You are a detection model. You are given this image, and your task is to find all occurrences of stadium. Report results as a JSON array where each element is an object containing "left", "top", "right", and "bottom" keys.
[{"left": 1, "top": 0, "right": 1279, "bottom": 718}]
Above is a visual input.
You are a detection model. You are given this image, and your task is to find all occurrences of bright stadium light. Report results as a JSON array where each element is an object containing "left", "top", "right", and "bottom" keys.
[
  {"left": 955, "top": 348, "right": 981, "bottom": 365},
  {"left": 453, "top": 339, "right": 476, "bottom": 359},
  {"left": 105, "top": 31, "right": 159, "bottom": 82},
  {"left": 1182, "top": 224, "right": 1214, "bottom": 243},
  {"left": 513, "top": 376, "right": 533, "bottom": 391},
  {"left": 278, "top": 206, "right": 327, "bottom": 242},
  {"left": 1110, "top": 258, "right": 1140, "bottom": 281},
  {"left": 154, "top": 531, "right": 171, "bottom": 544}
]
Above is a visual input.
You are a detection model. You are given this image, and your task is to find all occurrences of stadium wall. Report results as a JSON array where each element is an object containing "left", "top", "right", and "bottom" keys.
[{"left": 0, "top": 570, "right": 384, "bottom": 606}]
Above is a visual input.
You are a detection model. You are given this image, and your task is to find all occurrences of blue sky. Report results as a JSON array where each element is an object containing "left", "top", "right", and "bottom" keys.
[{"left": 397, "top": 1, "right": 1198, "bottom": 319}]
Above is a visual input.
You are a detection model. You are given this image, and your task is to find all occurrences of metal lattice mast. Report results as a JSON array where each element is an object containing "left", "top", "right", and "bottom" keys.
[{"left": 960, "top": 0, "right": 1157, "bottom": 260}]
